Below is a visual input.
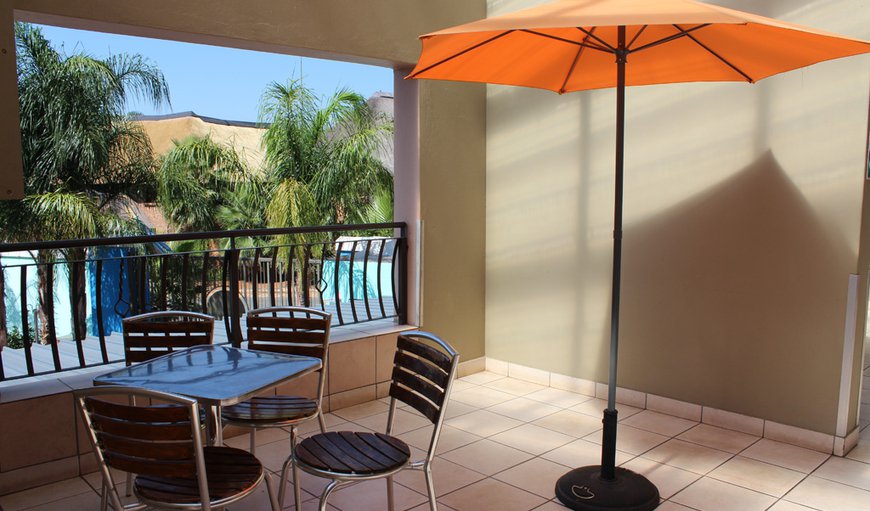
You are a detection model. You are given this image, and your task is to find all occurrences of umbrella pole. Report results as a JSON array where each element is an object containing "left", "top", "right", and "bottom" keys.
[
  {"left": 601, "top": 22, "right": 627, "bottom": 483},
  {"left": 555, "top": 26, "right": 659, "bottom": 511}
]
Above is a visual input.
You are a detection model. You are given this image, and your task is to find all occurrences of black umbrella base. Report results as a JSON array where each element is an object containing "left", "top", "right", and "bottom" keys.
[{"left": 555, "top": 466, "right": 660, "bottom": 511}]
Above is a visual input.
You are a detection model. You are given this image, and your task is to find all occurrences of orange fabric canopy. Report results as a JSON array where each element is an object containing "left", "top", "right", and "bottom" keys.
[{"left": 407, "top": 0, "right": 870, "bottom": 93}]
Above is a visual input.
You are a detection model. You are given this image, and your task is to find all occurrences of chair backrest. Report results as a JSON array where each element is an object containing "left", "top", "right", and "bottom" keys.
[
  {"left": 76, "top": 386, "right": 209, "bottom": 508},
  {"left": 122, "top": 311, "right": 215, "bottom": 365},
  {"left": 387, "top": 331, "right": 459, "bottom": 458},
  {"left": 246, "top": 306, "right": 331, "bottom": 397}
]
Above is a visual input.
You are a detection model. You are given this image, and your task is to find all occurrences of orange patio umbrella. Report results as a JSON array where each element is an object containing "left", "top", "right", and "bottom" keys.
[{"left": 407, "top": 1, "right": 870, "bottom": 510}]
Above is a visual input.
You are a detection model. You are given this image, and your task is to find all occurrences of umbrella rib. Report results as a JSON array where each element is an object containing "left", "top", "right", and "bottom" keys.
[
  {"left": 521, "top": 29, "right": 612, "bottom": 53},
  {"left": 406, "top": 30, "right": 515, "bottom": 78},
  {"left": 558, "top": 29, "right": 595, "bottom": 93},
  {"left": 576, "top": 27, "right": 617, "bottom": 53},
  {"left": 626, "top": 25, "right": 649, "bottom": 50},
  {"left": 673, "top": 24, "right": 755, "bottom": 82},
  {"left": 630, "top": 23, "right": 711, "bottom": 53}
]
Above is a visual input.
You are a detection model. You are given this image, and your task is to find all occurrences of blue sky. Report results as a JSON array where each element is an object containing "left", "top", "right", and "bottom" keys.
[{"left": 35, "top": 24, "right": 395, "bottom": 123}]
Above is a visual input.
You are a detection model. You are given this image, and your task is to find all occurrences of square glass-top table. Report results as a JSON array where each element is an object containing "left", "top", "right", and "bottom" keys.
[{"left": 94, "top": 344, "right": 321, "bottom": 443}]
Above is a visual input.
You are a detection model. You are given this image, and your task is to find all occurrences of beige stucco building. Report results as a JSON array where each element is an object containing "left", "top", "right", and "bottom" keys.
[{"left": 1, "top": 0, "right": 869, "bottom": 492}]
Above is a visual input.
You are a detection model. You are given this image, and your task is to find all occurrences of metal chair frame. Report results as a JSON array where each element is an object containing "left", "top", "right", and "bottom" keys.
[
  {"left": 120, "top": 310, "right": 215, "bottom": 496},
  {"left": 294, "top": 331, "right": 459, "bottom": 511},
  {"left": 77, "top": 386, "right": 280, "bottom": 511},
  {"left": 221, "top": 305, "right": 331, "bottom": 509}
]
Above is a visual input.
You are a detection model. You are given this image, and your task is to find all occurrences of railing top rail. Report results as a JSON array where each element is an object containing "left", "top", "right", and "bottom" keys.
[{"left": 0, "top": 222, "right": 407, "bottom": 254}]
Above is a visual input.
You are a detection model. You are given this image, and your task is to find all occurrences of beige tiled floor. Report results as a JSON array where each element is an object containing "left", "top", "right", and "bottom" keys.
[{"left": 4, "top": 370, "right": 870, "bottom": 510}]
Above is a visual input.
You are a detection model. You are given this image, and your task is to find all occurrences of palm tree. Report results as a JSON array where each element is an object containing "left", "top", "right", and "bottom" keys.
[
  {"left": 259, "top": 80, "right": 394, "bottom": 228},
  {"left": 0, "top": 23, "right": 169, "bottom": 342}
]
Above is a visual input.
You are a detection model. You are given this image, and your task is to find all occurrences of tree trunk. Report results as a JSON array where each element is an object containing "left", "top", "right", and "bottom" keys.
[
  {"left": 36, "top": 250, "right": 53, "bottom": 344},
  {"left": 69, "top": 247, "right": 88, "bottom": 341},
  {"left": 0, "top": 264, "right": 7, "bottom": 350}
]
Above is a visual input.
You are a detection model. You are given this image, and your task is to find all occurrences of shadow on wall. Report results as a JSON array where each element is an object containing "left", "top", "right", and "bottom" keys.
[{"left": 619, "top": 150, "right": 853, "bottom": 430}]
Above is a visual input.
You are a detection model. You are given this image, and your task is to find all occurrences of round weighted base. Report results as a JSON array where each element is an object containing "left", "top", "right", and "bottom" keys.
[{"left": 555, "top": 466, "right": 660, "bottom": 511}]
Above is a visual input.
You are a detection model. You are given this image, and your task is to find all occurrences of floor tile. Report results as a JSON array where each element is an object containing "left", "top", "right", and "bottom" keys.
[
  {"left": 439, "top": 478, "right": 547, "bottom": 511},
  {"left": 531, "top": 501, "right": 571, "bottom": 510},
  {"left": 739, "top": 438, "right": 829, "bottom": 473},
  {"left": 490, "top": 423, "right": 576, "bottom": 455},
  {"left": 620, "top": 410, "right": 697, "bottom": 437},
  {"left": 449, "top": 386, "right": 516, "bottom": 408},
  {"left": 459, "top": 371, "right": 506, "bottom": 385},
  {"left": 330, "top": 399, "right": 390, "bottom": 421},
  {"left": 440, "top": 439, "right": 533, "bottom": 476},
  {"left": 443, "top": 400, "right": 478, "bottom": 420},
  {"left": 397, "top": 424, "right": 481, "bottom": 455},
  {"left": 487, "top": 397, "right": 561, "bottom": 422},
  {"left": 450, "top": 379, "right": 477, "bottom": 393},
  {"left": 533, "top": 409, "right": 602, "bottom": 437},
  {"left": 10, "top": 491, "right": 102, "bottom": 511},
  {"left": 524, "top": 387, "right": 592, "bottom": 409},
  {"left": 677, "top": 424, "right": 759, "bottom": 453},
  {"left": 446, "top": 409, "right": 524, "bottom": 437},
  {"left": 484, "top": 378, "right": 547, "bottom": 396},
  {"left": 812, "top": 455, "right": 870, "bottom": 491},
  {"left": 708, "top": 456, "right": 804, "bottom": 497},
  {"left": 784, "top": 475, "right": 870, "bottom": 511},
  {"left": 493, "top": 457, "right": 568, "bottom": 499},
  {"left": 619, "top": 456, "right": 700, "bottom": 499},
  {"left": 643, "top": 439, "right": 732, "bottom": 474},
  {"left": 570, "top": 398, "right": 642, "bottom": 419},
  {"left": 671, "top": 477, "right": 776, "bottom": 511},
  {"left": 352, "top": 408, "right": 432, "bottom": 435},
  {"left": 654, "top": 503, "right": 696, "bottom": 511},
  {"left": 391, "top": 458, "right": 486, "bottom": 499},
  {"left": 0, "top": 477, "right": 94, "bottom": 511},
  {"left": 327, "top": 478, "right": 427, "bottom": 511},
  {"left": 766, "top": 501, "right": 818, "bottom": 511},
  {"left": 582, "top": 424, "right": 669, "bottom": 455},
  {"left": 542, "top": 438, "right": 633, "bottom": 468}
]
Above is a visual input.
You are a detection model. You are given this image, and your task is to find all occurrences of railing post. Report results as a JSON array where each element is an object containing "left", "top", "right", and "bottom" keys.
[
  {"left": 397, "top": 226, "right": 408, "bottom": 325},
  {"left": 228, "top": 246, "right": 243, "bottom": 347}
]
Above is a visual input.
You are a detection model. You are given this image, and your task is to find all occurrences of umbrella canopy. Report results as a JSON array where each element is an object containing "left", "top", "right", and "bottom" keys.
[
  {"left": 407, "top": 0, "right": 869, "bottom": 92},
  {"left": 408, "top": 1, "right": 868, "bottom": 510}
]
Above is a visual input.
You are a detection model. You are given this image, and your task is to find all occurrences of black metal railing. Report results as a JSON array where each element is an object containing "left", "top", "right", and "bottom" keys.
[{"left": 0, "top": 222, "right": 407, "bottom": 382}]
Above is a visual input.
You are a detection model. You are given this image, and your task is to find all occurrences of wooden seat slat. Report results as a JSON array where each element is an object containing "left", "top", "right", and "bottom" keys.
[
  {"left": 297, "top": 432, "right": 410, "bottom": 475},
  {"left": 392, "top": 365, "right": 446, "bottom": 406},
  {"left": 248, "top": 329, "right": 326, "bottom": 343},
  {"left": 248, "top": 316, "right": 327, "bottom": 330},
  {"left": 297, "top": 437, "right": 354, "bottom": 473},
  {"left": 397, "top": 336, "right": 452, "bottom": 372},
  {"left": 135, "top": 447, "right": 263, "bottom": 504},
  {"left": 389, "top": 384, "right": 440, "bottom": 424}
]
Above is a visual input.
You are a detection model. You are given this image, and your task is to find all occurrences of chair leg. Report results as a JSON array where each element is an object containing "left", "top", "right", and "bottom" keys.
[
  {"left": 263, "top": 473, "right": 281, "bottom": 511},
  {"left": 387, "top": 475, "right": 396, "bottom": 511},
  {"left": 124, "top": 472, "right": 132, "bottom": 497},
  {"left": 318, "top": 411, "right": 327, "bottom": 433},
  {"left": 278, "top": 427, "right": 304, "bottom": 510},
  {"left": 319, "top": 480, "right": 341, "bottom": 511},
  {"left": 100, "top": 480, "right": 107, "bottom": 511},
  {"left": 424, "top": 463, "right": 438, "bottom": 511}
]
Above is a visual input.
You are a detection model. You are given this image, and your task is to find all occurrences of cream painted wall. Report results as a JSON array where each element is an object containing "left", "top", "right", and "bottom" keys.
[
  {"left": 485, "top": 0, "right": 870, "bottom": 434},
  {"left": 0, "top": 0, "right": 487, "bottom": 359}
]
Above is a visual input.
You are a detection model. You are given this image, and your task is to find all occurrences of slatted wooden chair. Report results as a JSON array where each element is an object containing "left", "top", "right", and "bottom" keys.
[
  {"left": 122, "top": 311, "right": 215, "bottom": 366},
  {"left": 294, "top": 331, "right": 459, "bottom": 511},
  {"left": 120, "top": 311, "right": 216, "bottom": 497},
  {"left": 77, "top": 386, "right": 280, "bottom": 511},
  {"left": 220, "top": 306, "right": 331, "bottom": 509}
]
